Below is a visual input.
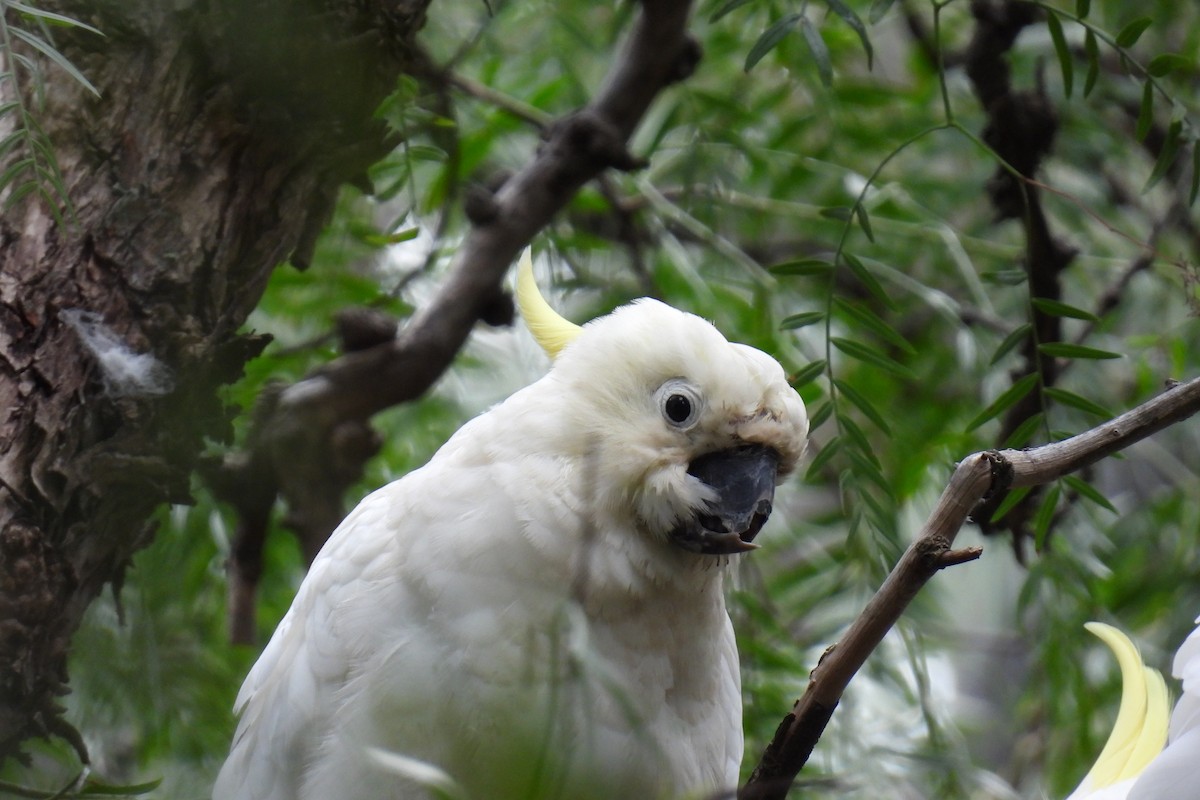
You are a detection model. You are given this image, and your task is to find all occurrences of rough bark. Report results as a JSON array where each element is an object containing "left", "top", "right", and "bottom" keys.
[{"left": 0, "top": 0, "right": 430, "bottom": 764}]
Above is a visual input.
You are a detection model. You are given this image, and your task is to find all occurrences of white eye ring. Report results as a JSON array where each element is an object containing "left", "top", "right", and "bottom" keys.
[{"left": 656, "top": 379, "right": 703, "bottom": 430}]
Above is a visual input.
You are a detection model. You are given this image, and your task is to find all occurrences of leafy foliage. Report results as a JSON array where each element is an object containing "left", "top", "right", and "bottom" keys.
[{"left": 7, "top": 0, "right": 1200, "bottom": 797}]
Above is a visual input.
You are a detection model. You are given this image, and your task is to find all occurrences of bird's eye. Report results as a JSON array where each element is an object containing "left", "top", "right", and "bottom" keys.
[
  {"left": 656, "top": 379, "right": 702, "bottom": 429},
  {"left": 665, "top": 393, "right": 692, "bottom": 423}
]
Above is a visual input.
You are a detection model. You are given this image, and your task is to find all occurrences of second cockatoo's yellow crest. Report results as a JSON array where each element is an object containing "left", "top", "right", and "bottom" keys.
[
  {"left": 1068, "top": 622, "right": 1171, "bottom": 799},
  {"left": 516, "top": 249, "right": 582, "bottom": 360}
]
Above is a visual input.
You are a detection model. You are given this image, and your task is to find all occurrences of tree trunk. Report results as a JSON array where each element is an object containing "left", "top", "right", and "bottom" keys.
[{"left": 0, "top": 0, "right": 429, "bottom": 764}]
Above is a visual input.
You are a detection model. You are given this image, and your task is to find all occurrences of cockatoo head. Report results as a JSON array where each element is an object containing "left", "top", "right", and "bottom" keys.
[{"left": 517, "top": 251, "right": 808, "bottom": 557}]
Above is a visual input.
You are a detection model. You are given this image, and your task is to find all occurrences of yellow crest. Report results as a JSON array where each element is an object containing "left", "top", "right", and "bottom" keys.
[{"left": 516, "top": 249, "right": 583, "bottom": 360}]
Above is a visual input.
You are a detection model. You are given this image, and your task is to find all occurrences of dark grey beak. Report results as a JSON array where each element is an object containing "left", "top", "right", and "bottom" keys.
[{"left": 670, "top": 445, "right": 780, "bottom": 555}]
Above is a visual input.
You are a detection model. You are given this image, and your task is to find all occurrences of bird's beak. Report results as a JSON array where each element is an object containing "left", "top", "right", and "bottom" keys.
[{"left": 671, "top": 445, "right": 780, "bottom": 555}]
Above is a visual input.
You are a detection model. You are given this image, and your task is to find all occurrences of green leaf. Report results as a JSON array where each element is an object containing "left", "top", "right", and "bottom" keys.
[
  {"left": 710, "top": 0, "right": 756, "bottom": 23},
  {"left": 1076, "top": 0, "right": 1090, "bottom": 19},
  {"left": 966, "top": 372, "right": 1039, "bottom": 432},
  {"left": 806, "top": 436, "right": 842, "bottom": 480},
  {"left": 1063, "top": 475, "right": 1118, "bottom": 514},
  {"left": 780, "top": 311, "right": 826, "bottom": 330},
  {"left": 1136, "top": 79, "right": 1154, "bottom": 141},
  {"left": 9, "top": 27, "right": 100, "bottom": 97},
  {"left": 1115, "top": 17, "right": 1153, "bottom": 48},
  {"left": 836, "top": 413, "right": 877, "bottom": 465},
  {"left": 1038, "top": 342, "right": 1123, "bottom": 360},
  {"left": 1148, "top": 53, "right": 1193, "bottom": 77},
  {"left": 745, "top": 13, "right": 801, "bottom": 72},
  {"left": 800, "top": 16, "right": 833, "bottom": 87},
  {"left": 834, "top": 378, "right": 891, "bottom": 434},
  {"left": 9, "top": 2, "right": 104, "bottom": 35},
  {"left": 1044, "top": 387, "right": 1113, "bottom": 419},
  {"left": 770, "top": 257, "right": 834, "bottom": 276},
  {"left": 1031, "top": 297, "right": 1099, "bottom": 321},
  {"left": 869, "top": 0, "right": 898, "bottom": 24},
  {"left": 989, "top": 485, "right": 1032, "bottom": 523},
  {"left": 790, "top": 359, "right": 828, "bottom": 388},
  {"left": 847, "top": 447, "right": 892, "bottom": 496},
  {"left": 405, "top": 144, "right": 447, "bottom": 162},
  {"left": 834, "top": 296, "right": 915, "bottom": 355},
  {"left": 990, "top": 323, "right": 1032, "bottom": 366},
  {"left": 1144, "top": 118, "right": 1182, "bottom": 192},
  {"left": 1033, "top": 484, "right": 1061, "bottom": 549},
  {"left": 1083, "top": 30, "right": 1100, "bottom": 97},
  {"left": 831, "top": 336, "right": 915, "bottom": 379},
  {"left": 854, "top": 204, "right": 875, "bottom": 242},
  {"left": 982, "top": 268, "right": 1028, "bottom": 286},
  {"left": 820, "top": 205, "right": 852, "bottom": 221},
  {"left": 1045, "top": 12, "right": 1073, "bottom": 98},
  {"left": 824, "top": 0, "right": 873, "bottom": 68},
  {"left": 841, "top": 252, "right": 896, "bottom": 310},
  {"left": 1004, "top": 411, "right": 1045, "bottom": 448},
  {"left": 808, "top": 399, "right": 834, "bottom": 430}
]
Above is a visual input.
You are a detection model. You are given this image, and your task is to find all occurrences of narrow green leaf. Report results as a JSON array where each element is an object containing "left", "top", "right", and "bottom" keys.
[
  {"left": 1063, "top": 475, "right": 1118, "bottom": 514},
  {"left": 0, "top": 157, "right": 37, "bottom": 191},
  {"left": 1144, "top": 118, "right": 1182, "bottom": 192},
  {"left": 405, "top": 144, "right": 447, "bottom": 162},
  {"left": 1045, "top": 12, "right": 1073, "bottom": 98},
  {"left": 834, "top": 296, "right": 915, "bottom": 355},
  {"left": 837, "top": 413, "right": 877, "bottom": 465},
  {"left": 854, "top": 204, "right": 875, "bottom": 242},
  {"left": 9, "top": 27, "right": 100, "bottom": 97},
  {"left": 847, "top": 447, "right": 892, "bottom": 496},
  {"left": 834, "top": 378, "right": 892, "bottom": 434},
  {"left": 1033, "top": 484, "right": 1062, "bottom": 549},
  {"left": 710, "top": 0, "right": 756, "bottom": 23},
  {"left": 806, "top": 436, "right": 842, "bottom": 480},
  {"left": 819, "top": 206, "right": 852, "bottom": 221},
  {"left": 800, "top": 15, "right": 833, "bottom": 87},
  {"left": 770, "top": 257, "right": 834, "bottom": 276},
  {"left": 1038, "top": 342, "right": 1123, "bottom": 360},
  {"left": 825, "top": 0, "right": 873, "bottom": 68},
  {"left": 966, "top": 372, "right": 1039, "bottom": 432},
  {"left": 831, "top": 336, "right": 915, "bottom": 379},
  {"left": 790, "top": 359, "right": 828, "bottom": 388},
  {"left": 808, "top": 399, "right": 834, "bottom": 430},
  {"left": 9, "top": 2, "right": 104, "bottom": 34},
  {"left": 1135, "top": 79, "right": 1154, "bottom": 141},
  {"left": 841, "top": 252, "right": 897, "bottom": 311},
  {"left": 1004, "top": 411, "right": 1045, "bottom": 448},
  {"left": 869, "top": 0, "right": 898, "bottom": 24},
  {"left": 1044, "top": 387, "right": 1113, "bottom": 419},
  {"left": 745, "top": 13, "right": 801, "bottom": 72},
  {"left": 1076, "top": 0, "right": 1091, "bottom": 19},
  {"left": 780, "top": 311, "right": 826, "bottom": 330},
  {"left": 1031, "top": 297, "right": 1099, "bottom": 321},
  {"left": 1148, "top": 53, "right": 1193, "bottom": 77},
  {"left": 1083, "top": 30, "right": 1100, "bottom": 97},
  {"left": 989, "top": 486, "right": 1032, "bottom": 523},
  {"left": 1115, "top": 17, "right": 1153, "bottom": 48},
  {"left": 991, "top": 323, "right": 1033, "bottom": 366},
  {"left": 982, "top": 268, "right": 1028, "bottom": 286}
]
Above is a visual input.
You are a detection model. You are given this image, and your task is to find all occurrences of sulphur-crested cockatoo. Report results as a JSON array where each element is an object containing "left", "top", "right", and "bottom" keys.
[
  {"left": 1066, "top": 618, "right": 1200, "bottom": 800},
  {"left": 213, "top": 251, "right": 809, "bottom": 800}
]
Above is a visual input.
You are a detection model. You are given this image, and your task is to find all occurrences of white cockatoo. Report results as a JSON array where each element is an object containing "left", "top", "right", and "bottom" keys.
[
  {"left": 1066, "top": 617, "right": 1200, "bottom": 800},
  {"left": 213, "top": 251, "right": 809, "bottom": 800}
]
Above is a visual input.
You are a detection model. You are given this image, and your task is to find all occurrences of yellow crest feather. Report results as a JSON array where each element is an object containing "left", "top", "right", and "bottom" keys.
[
  {"left": 516, "top": 249, "right": 582, "bottom": 360},
  {"left": 1077, "top": 622, "right": 1170, "bottom": 793}
]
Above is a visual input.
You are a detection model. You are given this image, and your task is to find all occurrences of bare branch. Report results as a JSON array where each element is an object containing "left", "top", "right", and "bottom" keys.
[
  {"left": 215, "top": 0, "right": 700, "bottom": 638},
  {"left": 741, "top": 375, "right": 1200, "bottom": 799}
]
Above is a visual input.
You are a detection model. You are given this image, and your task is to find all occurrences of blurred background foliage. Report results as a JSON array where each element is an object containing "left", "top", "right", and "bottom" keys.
[{"left": 5, "top": 0, "right": 1200, "bottom": 797}]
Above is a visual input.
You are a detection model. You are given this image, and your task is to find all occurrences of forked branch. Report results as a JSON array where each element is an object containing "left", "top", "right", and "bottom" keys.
[{"left": 741, "top": 375, "right": 1200, "bottom": 799}]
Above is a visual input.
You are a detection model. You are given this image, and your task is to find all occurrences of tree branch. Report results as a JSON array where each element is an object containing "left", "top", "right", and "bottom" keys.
[
  {"left": 741, "top": 375, "right": 1200, "bottom": 799},
  {"left": 214, "top": 0, "right": 699, "bottom": 640}
]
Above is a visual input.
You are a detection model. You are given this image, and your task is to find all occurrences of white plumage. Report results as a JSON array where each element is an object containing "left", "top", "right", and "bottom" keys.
[{"left": 213, "top": 254, "right": 809, "bottom": 800}]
